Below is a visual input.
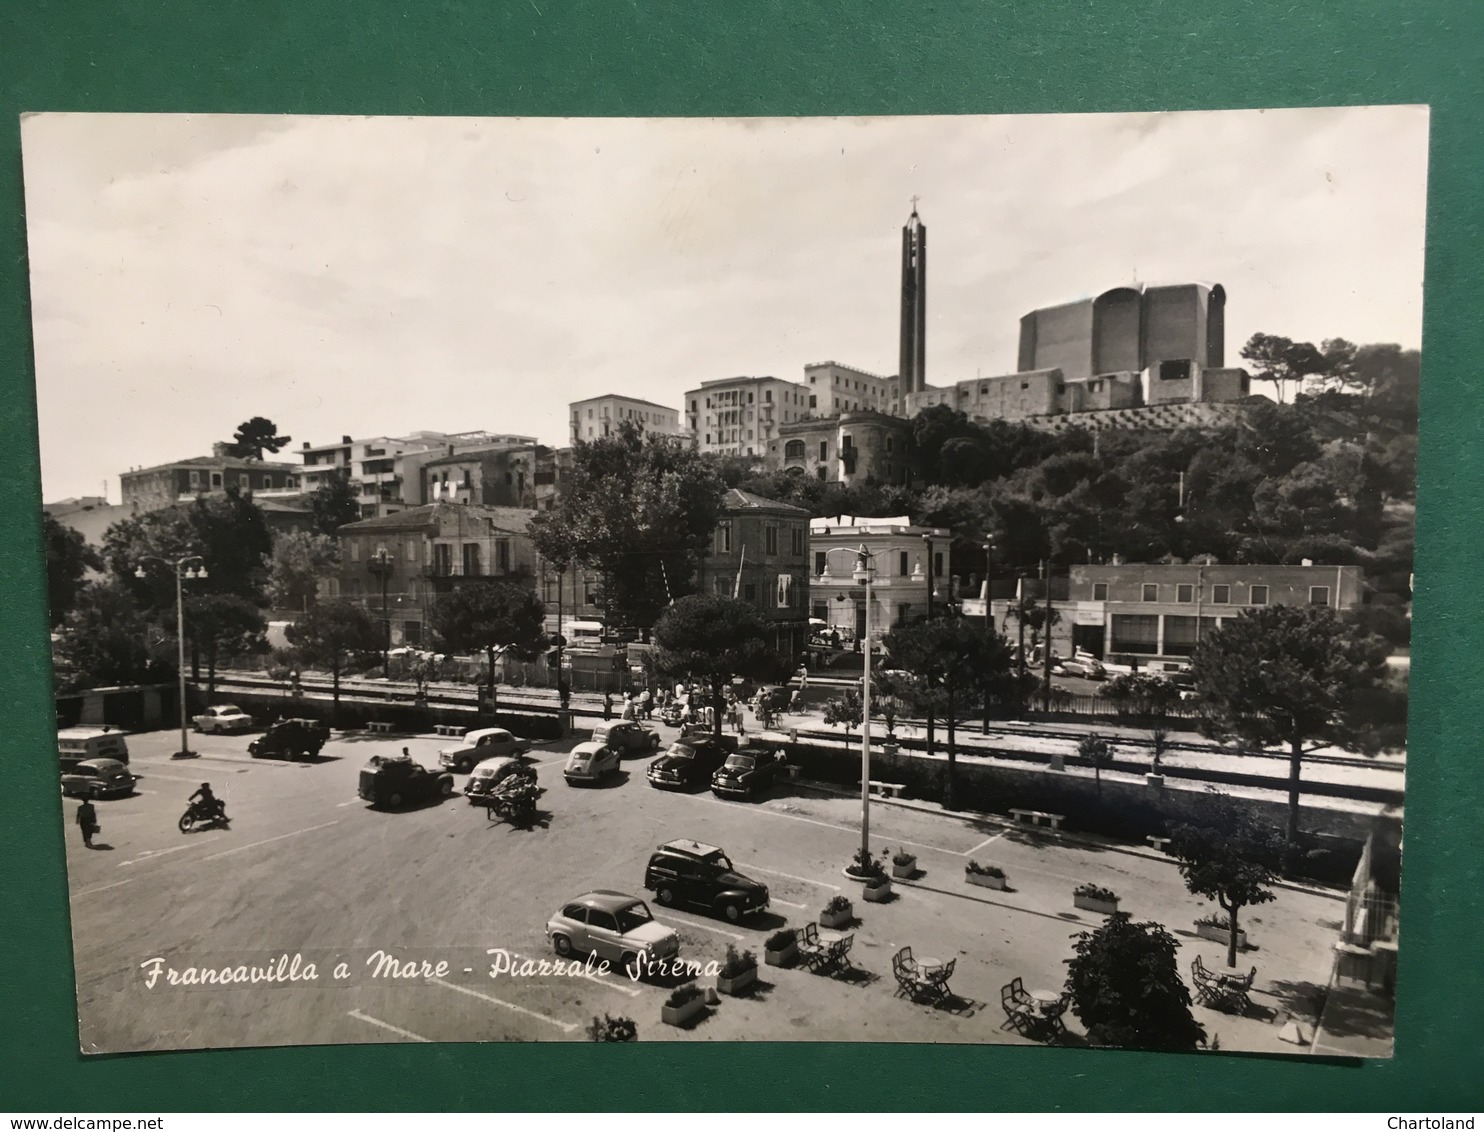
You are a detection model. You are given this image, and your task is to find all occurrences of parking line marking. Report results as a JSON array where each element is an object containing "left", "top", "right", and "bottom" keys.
[
  {"left": 964, "top": 833, "right": 1005, "bottom": 856},
  {"left": 201, "top": 820, "right": 339, "bottom": 861},
  {"left": 119, "top": 841, "right": 222, "bottom": 867},
  {"left": 431, "top": 977, "right": 579, "bottom": 1033},
  {"left": 337, "top": 799, "right": 364, "bottom": 808},
  {"left": 71, "top": 878, "right": 134, "bottom": 899},
  {"left": 771, "top": 898, "right": 807, "bottom": 910},
  {"left": 739, "top": 863, "right": 841, "bottom": 891},
  {"left": 348, "top": 1009, "right": 432, "bottom": 1043},
  {"left": 656, "top": 913, "right": 745, "bottom": 940}
]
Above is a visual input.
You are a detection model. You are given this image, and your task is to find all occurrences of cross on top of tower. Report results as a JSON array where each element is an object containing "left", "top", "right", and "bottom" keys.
[{"left": 909, "top": 195, "right": 920, "bottom": 214}]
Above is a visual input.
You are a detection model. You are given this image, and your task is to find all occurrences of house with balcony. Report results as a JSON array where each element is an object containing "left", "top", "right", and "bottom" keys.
[
  {"left": 336, "top": 502, "right": 538, "bottom": 647},
  {"left": 807, "top": 515, "right": 950, "bottom": 640},
  {"left": 769, "top": 410, "right": 913, "bottom": 486},
  {"left": 697, "top": 489, "right": 811, "bottom": 658}
]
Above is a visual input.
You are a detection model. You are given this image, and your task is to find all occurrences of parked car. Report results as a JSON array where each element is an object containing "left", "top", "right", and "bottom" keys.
[
  {"left": 438, "top": 727, "right": 531, "bottom": 774},
  {"left": 642, "top": 839, "right": 770, "bottom": 922},
  {"left": 57, "top": 726, "right": 130, "bottom": 771},
  {"left": 590, "top": 721, "right": 661, "bottom": 755},
  {"left": 1058, "top": 655, "right": 1107, "bottom": 680},
  {"left": 60, "top": 757, "right": 137, "bottom": 799},
  {"left": 464, "top": 755, "right": 533, "bottom": 803},
  {"left": 192, "top": 705, "right": 255, "bottom": 733},
  {"left": 545, "top": 890, "right": 681, "bottom": 975},
  {"left": 646, "top": 737, "right": 730, "bottom": 790},
  {"left": 563, "top": 741, "right": 621, "bottom": 786},
  {"left": 248, "top": 718, "right": 330, "bottom": 760},
  {"left": 710, "top": 747, "right": 781, "bottom": 800},
  {"left": 357, "top": 753, "right": 454, "bottom": 809}
]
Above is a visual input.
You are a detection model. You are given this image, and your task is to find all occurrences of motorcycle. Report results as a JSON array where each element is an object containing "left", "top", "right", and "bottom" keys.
[
  {"left": 179, "top": 799, "right": 230, "bottom": 833},
  {"left": 484, "top": 778, "right": 540, "bottom": 825}
]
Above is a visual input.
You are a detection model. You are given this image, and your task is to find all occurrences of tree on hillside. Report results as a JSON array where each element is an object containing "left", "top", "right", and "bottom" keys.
[
  {"left": 1064, "top": 914, "right": 1206, "bottom": 1051},
  {"left": 531, "top": 421, "right": 725, "bottom": 632},
  {"left": 1167, "top": 791, "right": 1284, "bottom": 969},
  {"left": 267, "top": 531, "right": 341, "bottom": 612},
  {"left": 651, "top": 594, "right": 789, "bottom": 739},
  {"left": 54, "top": 581, "right": 174, "bottom": 692},
  {"left": 429, "top": 581, "right": 549, "bottom": 709},
  {"left": 285, "top": 601, "right": 382, "bottom": 717},
  {"left": 225, "top": 417, "right": 291, "bottom": 460},
  {"left": 103, "top": 488, "right": 272, "bottom": 608},
  {"left": 1239, "top": 333, "right": 1329, "bottom": 404},
  {"left": 1190, "top": 604, "right": 1389, "bottom": 846},
  {"left": 310, "top": 474, "right": 363, "bottom": 538},
  {"left": 43, "top": 513, "right": 102, "bottom": 626},
  {"left": 883, "top": 616, "right": 1015, "bottom": 809}
]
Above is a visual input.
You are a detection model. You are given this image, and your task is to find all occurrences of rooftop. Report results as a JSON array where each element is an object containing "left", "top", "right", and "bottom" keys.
[
  {"left": 338, "top": 501, "right": 535, "bottom": 534},
  {"left": 569, "top": 394, "right": 677, "bottom": 412},
  {"left": 122, "top": 455, "right": 299, "bottom": 475},
  {"left": 720, "top": 488, "right": 811, "bottom": 517}
]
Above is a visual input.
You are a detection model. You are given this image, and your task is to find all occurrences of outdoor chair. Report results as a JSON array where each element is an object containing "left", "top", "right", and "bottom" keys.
[
  {"left": 927, "top": 957, "right": 955, "bottom": 999},
  {"left": 1034, "top": 992, "right": 1072, "bottom": 1041},
  {"left": 825, "top": 933, "right": 855, "bottom": 972},
  {"left": 892, "top": 947, "right": 922, "bottom": 998},
  {"left": 1190, "top": 955, "right": 1223, "bottom": 1006},
  {"left": 796, "top": 923, "right": 826, "bottom": 970},
  {"left": 1001, "top": 978, "right": 1038, "bottom": 1033}
]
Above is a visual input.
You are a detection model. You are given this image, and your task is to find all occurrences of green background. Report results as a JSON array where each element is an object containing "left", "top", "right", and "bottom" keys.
[{"left": 2, "top": 1, "right": 1480, "bottom": 1112}]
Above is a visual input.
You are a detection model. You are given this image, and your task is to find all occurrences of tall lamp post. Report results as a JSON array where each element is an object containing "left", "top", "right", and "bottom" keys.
[
  {"left": 368, "top": 545, "right": 393, "bottom": 679},
  {"left": 920, "top": 532, "right": 936, "bottom": 761},
  {"left": 852, "top": 545, "right": 876, "bottom": 864},
  {"left": 982, "top": 538, "right": 994, "bottom": 733},
  {"left": 136, "top": 554, "right": 208, "bottom": 759}
]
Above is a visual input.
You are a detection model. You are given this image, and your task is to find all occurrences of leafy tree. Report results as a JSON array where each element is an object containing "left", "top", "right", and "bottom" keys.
[
  {"left": 43, "top": 513, "right": 102, "bottom": 626},
  {"left": 1239, "top": 333, "right": 1329, "bottom": 404},
  {"left": 1077, "top": 733, "right": 1115, "bottom": 801},
  {"left": 309, "top": 474, "right": 363, "bottom": 537},
  {"left": 1190, "top": 605, "right": 1390, "bottom": 845},
  {"left": 883, "top": 616, "right": 1015, "bottom": 809},
  {"left": 54, "top": 581, "right": 174, "bottom": 691},
  {"left": 103, "top": 488, "right": 271, "bottom": 607},
  {"left": 226, "top": 416, "right": 291, "bottom": 460},
  {"left": 429, "top": 581, "right": 549, "bottom": 707},
  {"left": 1064, "top": 914, "right": 1206, "bottom": 1051},
  {"left": 1167, "top": 792, "right": 1283, "bottom": 968},
  {"left": 651, "top": 595, "right": 789, "bottom": 739},
  {"left": 532, "top": 421, "right": 725, "bottom": 632},
  {"left": 1100, "top": 673, "right": 1180, "bottom": 772},
  {"left": 267, "top": 531, "right": 341, "bottom": 612},
  {"left": 821, "top": 686, "right": 863, "bottom": 733},
  {"left": 285, "top": 602, "right": 383, "bottom": 717},
  {"left": 187, "top": 489, "right": 273, "bottom": 600},
  {"left": 173, "top": 593, "right": 267, "bottom": 699}
]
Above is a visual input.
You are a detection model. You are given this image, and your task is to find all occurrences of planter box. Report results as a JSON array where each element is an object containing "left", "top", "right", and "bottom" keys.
[
  {"left": 1074, "top": 894, "right": 1120, "bottom": 915},
  {"left": 661, "top": 995, "right": 707, "bottom": 1027},
  {"left": 882, "top": 741, "right": 900, "bottom": 755},
  {"left": 891, "top": 858, "right": 916, "bottom": 879},
  {"left": 1196, "top": 923, "right": 1248, "bottom": 949},
  {"left": 717, "top": 965, "right": 758, "bottom": 996},
  {"left": 1145, "top": 773, "right": 1166, "bottom": 789},
  {"left": 764, "top": 942, "right": 797, "bottom": 968},
  {"left": 863, "top": 882, "right": 892, "bottom": 903},
  {"left": 966, "top": 871, "right": 1007, "bottom": 890},
  {"left": 819, "top": 905, "right": 853, "bottom": 929}
]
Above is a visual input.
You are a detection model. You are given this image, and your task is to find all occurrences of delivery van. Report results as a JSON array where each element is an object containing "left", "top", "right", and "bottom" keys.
[{"left": 57, "top": 726, "right": 130, "bottom": 772}]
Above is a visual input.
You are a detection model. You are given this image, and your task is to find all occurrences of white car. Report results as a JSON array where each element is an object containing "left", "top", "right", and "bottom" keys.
[
  {"left": 192, "top": 705, "right": 255, "bottom": 733},
  {"left": 563, "top": 741, "right": 621, "bottom": 785},
  {"left": 438, "top": 726, "right": 532, "bottom": 774}
]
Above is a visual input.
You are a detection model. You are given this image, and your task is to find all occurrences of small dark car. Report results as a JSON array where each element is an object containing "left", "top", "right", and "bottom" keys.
[
  {"left": 646, "top": 738, "right": 729, "bottom": 790},
  {"left": 590, "top": 721, "right": 662, "bottom": 756},
  {"left": 249, "top": 718, "right": 330, "bottom": 760},
  {"left": 643, "top": 839, "right": 770, "bottom": 922},
  {"left": 710, "top": 747, "right": 780, "bottom": 800},
  {"left": 357, "top": 754, "right": 454, "bottom": 809}
]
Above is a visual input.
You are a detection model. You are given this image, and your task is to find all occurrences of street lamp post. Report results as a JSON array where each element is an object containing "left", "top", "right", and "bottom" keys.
[
  {"left": 982, "top": 538, "right": 994, "bottom": 734},
  {"left": 851, "top": 545, "right": 876, "bottom": 864},
  {"left": 368, "top": 546, "right": 392, "bottom": 678},
  {"left": 136, "top": 554, "right": 208, "bottom": 759},
  {"left": 921, "top": 532, "right": 936, "bottom": 761}
]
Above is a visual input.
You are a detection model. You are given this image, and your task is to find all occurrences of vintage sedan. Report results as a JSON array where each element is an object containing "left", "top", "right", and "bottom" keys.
[
  {"left": 438, "top": 727, "right": 531, "bottom": 774},
  {"left": 545, "top": 891, "right": 681, "bottom": 976},
  {"left": 248, "top": 718, "right": 330, "bottom": 760},
  {"left": 563, "top": 741, "right": 621, "bottom": 785},
  {"left": 192, "top": 705, "right": 255, "bottom": 733},
  {"left": 710, "top": 748, "right": 780, "bottom": 800},
  {"left": 60, "top": 758, "right": 137, "bottom": 799},
  {"left": 464, "top": 755, "right": 534, "bottom": 803},
  {"left": 646, "top": 737, "right": 730, "bottom": 791},
  {"left": 590, "top": 721, "right": 662, "bottom": 755}
]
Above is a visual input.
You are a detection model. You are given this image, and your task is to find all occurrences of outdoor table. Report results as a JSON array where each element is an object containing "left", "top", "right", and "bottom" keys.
[
  {"left": 917, "top": 957, "right": 944, "bottom": 976},
  {"left": 1031, "top": 989, "right": 1061, "bottom": 1011},
  {"left": 818, "top": 929, "right": 844, "bottom": 946}
]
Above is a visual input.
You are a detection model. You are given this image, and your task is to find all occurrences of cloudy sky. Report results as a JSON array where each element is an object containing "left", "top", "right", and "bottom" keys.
[{"left": 22, "top": 107, "right": 1429, "bottom": 503}]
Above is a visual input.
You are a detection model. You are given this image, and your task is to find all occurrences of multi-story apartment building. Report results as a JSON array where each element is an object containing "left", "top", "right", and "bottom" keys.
[
  {"left": 119, "top": 446, "right": 301, "bottom": 513},
  {"left": 684, "top": 376, "right": 812, "bottom": 457},
  {"left": 569, "top": 395, "right": 683, "bottom": 444},
  {"left": 768, "top": 410, "right": 913, "bottom": 486},
  {"left": 696, "top": 489, "right": 811, "bottom": 657},
  {"left": 420, "top": 444, "right": 559, "bottom": 511},
  {"left": 335, "top": 502, "right": 538, "bottom": 646},
  {"left": 803, "top": 361, "right": 902, "bottom": 416},
  {"left": 807, "top": 515, "right": 951, "bottom": 640}
]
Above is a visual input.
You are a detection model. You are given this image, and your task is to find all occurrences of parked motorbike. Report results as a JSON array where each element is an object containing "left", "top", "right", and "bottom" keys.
[
  {"left": 179, "top": 799, "right": 230, "bottom": 833},
  {"left": 484, "top": 778, "right": 540, "bottom": 825}
]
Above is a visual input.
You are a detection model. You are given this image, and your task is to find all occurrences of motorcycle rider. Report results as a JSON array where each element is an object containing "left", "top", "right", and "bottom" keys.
[{"left": 188, "top": 782, "right": 226, "bottom": 823}]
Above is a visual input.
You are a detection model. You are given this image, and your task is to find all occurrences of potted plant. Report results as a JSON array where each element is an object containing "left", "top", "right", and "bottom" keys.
[
  {"left": 764, "top": 927, "right": 798, "bottom": 968},
  {"left": 660, "top": 982, "right": 707, "bottom": 1028},
  {"left": 965, "top": 860, "right": 1007, "bottom": 890},
  {"left": 891, "top": 848, "right": 917, "bottom": 879},
  {"left": 819, "top": 894, "right": 853, "bottom": 929},
  {"left": 1194, "top": 913, "right": 1248, "bottom": 950},
  {"left": 1073, "top": 882, "right": 1120, "bottom": 915},
  {"left": 862, "top": 873, "right": 892, "bottom": 903},
  {"left": 716, "top": 945, "right": 759, "bottom": 996},
  {"left": 845, "top": 847, "right": 887, "bottom": 882},
  {"left": 587, "top": 1013, "right": 638, "bottom": 1042}
]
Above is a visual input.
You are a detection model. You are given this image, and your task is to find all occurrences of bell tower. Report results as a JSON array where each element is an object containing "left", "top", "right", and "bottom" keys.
[{"left": 899, "top": 202, "right": 927, "bottom": 400}]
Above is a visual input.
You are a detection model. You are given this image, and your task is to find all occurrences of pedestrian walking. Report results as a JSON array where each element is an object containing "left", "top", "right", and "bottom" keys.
[
  {"left": 76, "top": 798, "right": 99, "bottom": 849},
  {"left": 640, "top": 688, "right": 653, "bottom": 720},
  {"left": 603, "top": 692, "right": 613, "bottom": 720},
  {"left": 621, "top": 697, "right": 637, "bottom": 721}
]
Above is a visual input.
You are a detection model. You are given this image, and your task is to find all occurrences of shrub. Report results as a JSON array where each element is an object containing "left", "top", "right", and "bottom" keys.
[
  {"left": 665, "top": 983, "right": 704, "bottom": 1009},
  {"left": 848, "top": 847, "right": 886, "bottom": 878},
  {"left": 864, "top": 874, "right": 890, "bottom": 891},
  {"left": 892, "top": 848, "right": 915, "bottom": 866},
  {"left": 823, "top": 894, "right": 851, "bottom": 915},
  {"left": 966, "top": 860, "right": 1006, "bottom": 878},
  {"left": 765, "top": 928, "right": 797, "bottom": 951},
  {"left": 720, "top": 945, "right": 758, "bottom": 978},
  {"left": 1194, "top": 914, "right": 1234, "bottom": 931},
  {"left": 1075, "top": 883, "right": 1119, "bottom": 903},
  {"left": 587, "top": 1013, "right": 638, "bottom": 1042}
]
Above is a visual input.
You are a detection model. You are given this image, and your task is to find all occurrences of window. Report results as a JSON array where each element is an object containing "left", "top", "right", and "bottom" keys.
[
  {"left": 1142, "top": 583, "right": 1159, "bottom": 602},
  {"left": 791, "top": 526, "right": 805, "bottom": 556},
  {"left": 211, "top": 472, "right": 222, "bottom": 487},
  {"left": 496, "top": 539, "right": 510, "bottom": 573},
  {"left": 406, "top": 540, "right": 417, "bottom": 561},
  {"left": 812, "top": 602, "right": 828, "bottom": 621},
  {"left": 765, "top": 524, "right": 778, "bottom": 555},
  {"left": 462, "top": 543, "right": 481, "bottom": 576},
  {"left": 1309, "top": 586, "right": 1330, "bottom": 607},
  {"left": 885, "top": 437, "right": 893, "bottom": 453},
  {"left": 584, "top": 581, "right": 596, "bottom": 605},
  {"left": 817, "top": 467, "right": 826, "bottom": 481},
  {"left": 743, "top": 583, "right": 756, "bottom": 601},
  {"left": 819, "top": 441, "right": 828, "bottom": 461},
  {"left": 239, "top": 474, "right": 250, "bottom": 489},
  {"left": 432, "top": 544, "right": 452, "bottom": 576},
  {"left": 841, "top": 434, "right": 853, "bottom": 451},
  {"left": 765, "top": 390, "right": 772, "bottom": 402},
  {"left": 349, "top": 541, "right": 360, "bottom": 562},
  {"left": 716, "top": 522, "right": 732, "bottom": 553},
  {"left": 896, "top": 603, "right": 911, "bottom": 624},
  {"left": 1111, "top": 613, "right": 1159, "bottom": 655},
  {"left": 814, "top": 551, "right": 827, "bottom": 575},
  {"left": 1159, "top": 359, "right": 1192, "bottom": 382},
  {"left": 934, "top": 552, "right": 943, "bottom": 578},
  {"left": 1092, "top": 582, "right": 1108, "bottom": 601},
  {"left": 189, "top": 470, "right": 200, "bottom": 487},
  {"left": 1250, "top": 585, "right": 1269, "bottom": 606},
  {"left": 1177, "top": 584, "right": 1194, "bottom": 603},
  {"left": 1212, "top": 584, "right": 1230, "bottom": 604},
  {"left": 776, "top": 574, "right": 794, "bottom": 608},
  {"left": 586, "top": 909, "right": 618, "bottom": 933},
  {"left": 808, "top": 394, "right": 817, "bottom": 409},
  {"left": 784, "top": 439, "right": 806, "bottom": 460},
  {"left": 899, "top": 551, "right": 910, "bottom": 577}
]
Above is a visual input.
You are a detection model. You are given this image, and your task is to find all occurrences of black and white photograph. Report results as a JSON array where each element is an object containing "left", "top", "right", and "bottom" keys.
[{"left": 25, "top": 107, "right": 1424, "bottom": 1056}]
